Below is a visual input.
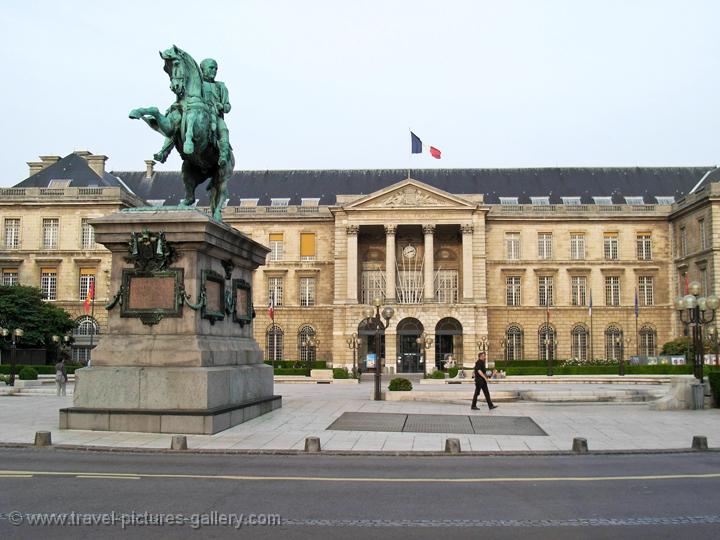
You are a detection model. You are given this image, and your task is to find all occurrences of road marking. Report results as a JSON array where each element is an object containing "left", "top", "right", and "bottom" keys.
[
  {"left": 1, "top": 470, "right": 720, "bottom": 483},
  {"left": 76, "top": 475, "right": 140, "bottom": 480},
  {"left": 0, "top": 474, "right": 32, "bottom": 478}
]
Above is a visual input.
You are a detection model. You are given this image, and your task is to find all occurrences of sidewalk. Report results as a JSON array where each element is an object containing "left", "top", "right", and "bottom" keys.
[{"left": 1, "top": 382, "right": 718, "bottom": 453}]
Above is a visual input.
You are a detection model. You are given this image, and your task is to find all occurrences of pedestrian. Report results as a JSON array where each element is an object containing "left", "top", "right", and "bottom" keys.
[
  {"left": 471, "top": 352, "right": 497, "bottom": 411},
  {"left": 55, "top": 358, "right": 67, "bottom": 397}
]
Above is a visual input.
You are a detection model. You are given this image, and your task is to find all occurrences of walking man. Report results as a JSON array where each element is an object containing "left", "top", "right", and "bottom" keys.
[
  {"left": 471, "top": 352, "right": 497, "bottom": 410},
  {"left": 55, "top": 358, "right": 67, "bottom": 397}
]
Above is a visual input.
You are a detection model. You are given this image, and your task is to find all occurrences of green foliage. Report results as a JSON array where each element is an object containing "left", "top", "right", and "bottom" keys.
[
  {"left": 431, "top": 370, "right": 446, "bottom": 379},
  {"left": 0, "top": 286, "right": 75, "bottom": 349},
  {"left": 18, "top": 366, "right": 38, "bottom": 380},
  {"left": 709, "top": 372, "right": 720, "bottom": 408},
  {"left": 272, "top": 368, "right": 307, "bottom": 376},
  {"left": 388, "top": 378, "right": 413, "bottom": 391},
  {"left": 265, "top": 360, "right": 326, "bottom": 370},
  {"left": 333, "top": 368, "right": 349, "bottom": 379},
  {"left": 506, "top": 365, "right": 694, "bottom": 376},
  {"left": 448, "top": 367, "right": 459, "bottom": 378},
  {"left": 661, "top": 337, "right": 710, "bottom": 358},
  {"left": 0, "top": 374, "right": 9, "bottom": 385}
]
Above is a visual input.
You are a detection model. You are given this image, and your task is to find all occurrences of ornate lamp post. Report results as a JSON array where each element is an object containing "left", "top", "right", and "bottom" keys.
[
  {"left": 477, "top": 336, "right": 489, "bottom": 354},
  {"left": 346, "top": 333, "right": 361, "bottom": 379},
  {"left": 416, "top": 332, "right": 433, "bottom": 372},
  {"left": 674, "top": 282, "right": 719, "bottom": 382},
  {"left": 361, "top": 297, "right": 394, "bottom": 401},
  {"left": 499, "top": 337, "right": 508, "bottom": 362},
  {"left": 301, "top": 335, "right": 320, "bottom": 377},
  {"left": 1, "top": 327, "right": 24, "bottom": 386},
  {"left": 707, "top": 326, "right": 719, "bottom": 368},
  {"left": 51, "top": 334, "right": 72, "bottom": 365},
  {"left": 613, "top": 334, "right": 632, "bottom": 376}
]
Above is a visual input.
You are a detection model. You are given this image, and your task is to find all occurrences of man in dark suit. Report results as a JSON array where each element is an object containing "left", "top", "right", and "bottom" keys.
[{"left": 471, "top": 352, "right": 497, "bottom": 410}]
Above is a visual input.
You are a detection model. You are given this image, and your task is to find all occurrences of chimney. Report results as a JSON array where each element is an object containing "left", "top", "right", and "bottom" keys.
[
  {"left": 27, "top": 162, "right": 44, "bottom": 176},
  {"left": 145, "top": 160, "right": 156, "bottom": 179},
  {"left": 73, "top": 150, "right": 92, "bottom": 157},
  {"left": 39, "top": 155, "right": 61, "bottom": 167},
  {"left": 85, "top": 154, "right": 108, "bottom": 177}
]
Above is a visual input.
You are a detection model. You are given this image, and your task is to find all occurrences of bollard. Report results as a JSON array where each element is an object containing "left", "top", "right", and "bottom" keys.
[
  {"left": 170, "top": 435, "right": 188, "bottom": 450},
  {"left": 572, "top": 437, "right": 588, "bottom": 453},
  {"left": 304, "top": 437, "right": 321, "bottom": 453},
  {"left": 34, "top": 431, "right": 52, "bottom": 447},
  {"left": 691, "top": 436, "right": 708, "bottom": 451},
  {"left": 444, "top": 438, "right": 461, "bottom": 454}
]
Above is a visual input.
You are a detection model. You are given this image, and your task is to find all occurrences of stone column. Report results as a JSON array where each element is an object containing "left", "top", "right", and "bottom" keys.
[
  {"left": 423, "top": 225, "right": 435, "bottom": 302},
  {"left": 461, "top": 224, "right": 474, "bottom": 301},
  {"left": 385, "top": 225, "right": 397, "bottom": 302},
  {"left": 346, "top": 225, "right": 359, "bottom": 303}
]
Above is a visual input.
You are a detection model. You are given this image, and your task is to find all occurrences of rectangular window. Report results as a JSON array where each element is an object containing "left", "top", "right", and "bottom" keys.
[
  {"left": 636, "top": 233, "right": 652, "bottom": 261},
  {"left": 505, "top": 232, "right": 520, "bottom": 260},
  {"left": 79, "top": 268, "right": 95, "bottom": 300},
  {"left": 299, "top": 277, "right": 316, "bottom": 307},
  {"left": 638, "top": 276, "right": 654, "bottom": 306},
  {"left": 604, "top": 233, "right": 618, "bottom": 260},
  {"left": 72, "top": 347, "right": 91, "bottom": 365},
  {"left": 4, "top": 219, "right": 20, "bottom": 249},
  {"left": 361, "top": 270, "right": 386, "bottom": 304},
  {"left": 41, "top": 267, "right": 57, "bottom": 300},
  {"left": 300, "top": 233, "right": 316, "bottom": 261},
  {"left": 679, "top": 226, "right": 687, "bottom": 257},
  {"left": 571, "top": 276, "right": 587, "bottom": 306},
  {"left": 435, "top": 270, "right": 459, "bottom": 304},
  {"left": 267, "top": 277, "right": 283, "bottom": 307},
  {"left": 605, "top": 276, "right": 620, "bottom": 306},
  {"left": 699, "top": 219, "right": 706, "bottom": 250},
  {"left": 2, "top": 269, "right": 18, "bottom": 286},
  {"left": 506, "top": 276, "right": 521, "bottom": 306},
  {"left": 42, "top": 218, "right": 59, "bottom": 249},
  {"left": 81, "top": 219, "right": 95, "bottom": 249},
  {"left": 538, "top": 276, "right": 553, "bottom": 307},
  {"left": 570, "top": 234, "right": 585, "bottom": 260},
  {"left": 538, "top": 233, "right": 553, "bottom": 260},
  {"left": 269, "top": 233, "right": 283, "bottom": 261}
]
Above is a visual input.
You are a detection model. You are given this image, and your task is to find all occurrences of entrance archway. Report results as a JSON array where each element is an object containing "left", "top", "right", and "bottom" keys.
[
  {"left": 435, "top": 317, "right": 463, "bottom": 370},
  {"left": 396, "top": 317, "right": 424, "bottom": 373}
]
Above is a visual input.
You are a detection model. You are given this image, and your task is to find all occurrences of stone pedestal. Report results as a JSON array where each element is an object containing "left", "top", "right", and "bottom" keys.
[{"left": 59, "top": 208, "right": 281, "bottom": 434}]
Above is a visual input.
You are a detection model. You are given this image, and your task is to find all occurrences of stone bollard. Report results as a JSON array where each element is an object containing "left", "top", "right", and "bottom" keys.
[
  {"left": 692, "top": 436, "right": 708, "bottom": 451},
  {"left": 170, "top": 435, "right": 188, "bottom": 450},
  {"left": 445, "top": 438, "right": 462, "bottom": 454},
  {"left": 34, "top": 431, "right": 52, "bottom": 447},
  {"left": 572, "top": 437, "right": 588, "bottom": 453},
  {"left": 304, "top": 437, "right": 321, "bottom": 453}
]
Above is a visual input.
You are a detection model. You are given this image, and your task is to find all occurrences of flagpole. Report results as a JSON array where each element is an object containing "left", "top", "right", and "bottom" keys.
[
  {"left": 407, "top": 128, "right": 411, "bottom": 180},
  {"left": 589, "top": 291, "right": 594, "bottom": 361},
  {"left": 635, "top": 287, "right": 639, "bottom": 356},
  {"left": 89, "top": 280, "right": 96, "bottom": 364}
]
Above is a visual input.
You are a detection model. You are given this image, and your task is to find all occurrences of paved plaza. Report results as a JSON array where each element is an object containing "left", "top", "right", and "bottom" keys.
[{"left": 1, "top": 382, "right": 718, "bottom": 453}]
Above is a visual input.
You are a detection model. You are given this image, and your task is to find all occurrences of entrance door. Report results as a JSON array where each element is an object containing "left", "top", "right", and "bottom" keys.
[
  {"left": 434, "top": 317, "right": 463, "bottom": 370},
  {"left": 435, "top": 335, "right": 454, "bottom": 370},
  {"left": 396, "top": 317, "right": 424, "bottom": 373}
]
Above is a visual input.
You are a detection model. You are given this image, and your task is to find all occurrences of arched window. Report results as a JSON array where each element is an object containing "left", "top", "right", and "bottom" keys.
[
  {"left": 605, "top": 325, "right": 623, "bottom": 361},
  {"left": 506, "top": 325, "right": 523, "bottom": 361},
  {"left": 73, "top": 316, "right": 99, "bottom": 336},
  {"left": 571, "top": 324, "right": 589, "bottom": 361},
  {"left": 298, "top": 325, "right": 317, "bottom": 363},
  {"left": 538, "top": 324, "right": 556, "bottom": 361},
  {"left": 266, "top": 324, "right": 284, "bottom": 361},
  {"left": 639, "top": 325, "right": 657, "bottom": 356}
]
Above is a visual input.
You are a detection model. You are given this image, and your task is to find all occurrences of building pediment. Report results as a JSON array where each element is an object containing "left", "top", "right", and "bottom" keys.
[{"left": 344, "top": 179, "right": 476, "bottom": 210}]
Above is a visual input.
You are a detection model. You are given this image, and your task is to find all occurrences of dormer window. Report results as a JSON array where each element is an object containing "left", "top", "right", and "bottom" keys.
[
  {"left": 561, "top": 197, "right": 581, "bottom": 205},
  {"left": 655, "top": 196, "right": 675, "bottom": 204},
  {"left": 271, "top": 198, "right": 290, "bottom": 207},
  {"left": 240, "top": 198, "right": 259, "bottom": 207},
  {"left": 146, "top": 199, "right": 165, "bottom": 207},
  {"left": 499, "top": 197, "right": 519, "bottom": 205},
  {"left": 531, "top": 197, "right": 550, "bottom": 205},
  {"left": 48, "top": 179, "right": 71, "bottom": 188},
  {"left": 301, "top": 198, "right": 320, "bottom": 206},
  {"left": 624, "top": 196, "right": 644, "bottom": 205},
  {"left": 593, "top": 196, "right": 613, "bottom": 205}
]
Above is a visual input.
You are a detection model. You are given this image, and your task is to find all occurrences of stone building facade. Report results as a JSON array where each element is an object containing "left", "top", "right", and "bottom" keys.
[{"left": 2, "top": 151, "right": 719, "bottom": 368}]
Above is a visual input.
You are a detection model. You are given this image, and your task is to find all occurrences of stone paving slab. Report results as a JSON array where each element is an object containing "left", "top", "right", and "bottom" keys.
[{"left": 470, "top": 416, "right": 547, "bottom": 436}]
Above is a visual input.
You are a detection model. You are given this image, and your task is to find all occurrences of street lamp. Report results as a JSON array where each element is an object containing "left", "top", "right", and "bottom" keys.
[
  {"left": 416, "top": 332, "right": 433, "bottom": 373},
  {"left": 51, "top": 334, "right": 72, "bottom": 365},
  {"left": 477, "top": 336, "right": 489, "bottom": 354},
  {"left": 301, "top": 335, "right": 320, "bottom": 377},
  {"left": 613, "top": 334, "right": 631, "bottom": 376},
  {"left": 1, "top": 327, "right": 24, "bottom": 386},
  {"left": 674, "top": 282, "right": 719, "bottom": 382},
  {"left": 707, "top": 326, "right": 719, "bottom": 368},
  {"left": 544, "top": 334, "right": 556, "bottom": 376},
  {"left": 361, "top": 297, "right": 394, "bottom": 401},
  {"left": 499, "top": 337, "right": 508, "bottom": 362},
  {"left": 346, "top": 333, "right": 361, "bottom": 379}
]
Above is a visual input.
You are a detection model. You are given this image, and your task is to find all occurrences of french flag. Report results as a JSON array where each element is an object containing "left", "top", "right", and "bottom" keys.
[
  {"left": 268, "top": 296, "right": 275, "bottom": 321},
  {"left": 411, "top": 131, "right": 441, "bottom": 159}
]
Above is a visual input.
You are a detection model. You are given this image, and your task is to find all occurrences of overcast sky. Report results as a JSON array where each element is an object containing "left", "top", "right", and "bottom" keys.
[{"left": 1, "top": 0, "right": 719, "bottom": 186}]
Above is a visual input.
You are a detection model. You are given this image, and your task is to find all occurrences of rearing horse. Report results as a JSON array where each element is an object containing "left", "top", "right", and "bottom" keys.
[{"left": 129, "top": 45, "right": 233, "bottom": 221}]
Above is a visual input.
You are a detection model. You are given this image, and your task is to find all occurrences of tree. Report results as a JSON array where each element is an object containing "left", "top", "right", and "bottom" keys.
[
  {"left": 0, "top": 286, "right": 75, "bottom": 348},
  {"left": 661, "top": 336, "right": 710, "bottom": 360}
]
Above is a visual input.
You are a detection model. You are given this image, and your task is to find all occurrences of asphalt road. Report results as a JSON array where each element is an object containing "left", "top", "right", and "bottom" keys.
[{"left": 1, "top": 447, "right": 719, "bottom": 539}]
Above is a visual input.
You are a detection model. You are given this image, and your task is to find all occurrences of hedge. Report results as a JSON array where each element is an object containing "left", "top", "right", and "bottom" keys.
[
  {"left": 505, "top": 365, "right": 695, "bottom": 376},
  {"left": 18, "top": 367, "right": 38, "bottom": 380},
  {"left": 709, "top": 372, "right": 720, "bottom": 408},
  {"left": 272, "top": 368, "right": 308, "bottom": 376},
  {"left": 430, "top": 370, "right": 446, "bottom": 379},
  {"left": 0, "top": 364, "right": 82, "bottom": 375},
  {"left": 388, "top": 378, "right": 413, "bottom": 391},
  {"left": 264, "top": 361, "right": 327, "bottom": 369},
  {"left": 333, "top": 368, "right": 349, "bottom": 379}
]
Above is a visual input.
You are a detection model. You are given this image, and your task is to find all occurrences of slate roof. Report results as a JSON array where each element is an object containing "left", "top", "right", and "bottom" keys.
[
  {"left": 12, "top": 153, "right": 716, "bottom": 206},
  {"left": 112, "top": 167, "right": 715, "bottom": 206}
]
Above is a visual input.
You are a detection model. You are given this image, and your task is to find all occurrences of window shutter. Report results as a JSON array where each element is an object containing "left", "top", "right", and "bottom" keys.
[
  {"left": 269, "top": 233, "right": 283, "bottom": 242},
  {"left": 300, "top": 233, "right": 316, "bottom": 258}
]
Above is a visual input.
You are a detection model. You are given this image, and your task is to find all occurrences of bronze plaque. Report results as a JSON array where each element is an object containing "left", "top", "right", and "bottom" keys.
[
  {"left": 206, "top": 280, "right": 223, "bottom": 313},
  {"left": 236, "top": 288, "right": 249, "bottom": 318},
  {"left": 128, "top": 276, "right": 175, "bottom": 310}
]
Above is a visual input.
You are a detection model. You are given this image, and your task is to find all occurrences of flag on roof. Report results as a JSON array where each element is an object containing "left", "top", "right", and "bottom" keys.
[{"left": 410, "top": 131, "right": 441, "bottom": 159}]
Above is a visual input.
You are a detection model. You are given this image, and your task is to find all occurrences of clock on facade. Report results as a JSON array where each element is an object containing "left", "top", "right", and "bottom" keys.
[{"left": 402, "top": 244, "right": 417, "bottom": 259}]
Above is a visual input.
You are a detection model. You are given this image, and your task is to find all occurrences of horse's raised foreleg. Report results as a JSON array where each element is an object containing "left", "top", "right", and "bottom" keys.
[{"left": 129, "top": 106, "right": 177, "bottom": 138}]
